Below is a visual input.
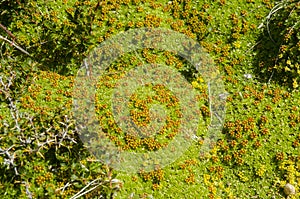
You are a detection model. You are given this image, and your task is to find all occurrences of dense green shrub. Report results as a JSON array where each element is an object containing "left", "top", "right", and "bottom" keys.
[
  {"left": 0, "top": 1, "right": 125, "bottom": 198},
  {"left": 259, "top": 0, "right": 300, "bottom": 88},
  {"left": 1, "top": 0, "right": 299, "bottom": 198}
]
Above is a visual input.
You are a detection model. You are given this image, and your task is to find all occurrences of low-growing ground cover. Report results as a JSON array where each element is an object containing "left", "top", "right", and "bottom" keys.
[{"left": 0, "top": 0, "right": 299, "bottom": 198}]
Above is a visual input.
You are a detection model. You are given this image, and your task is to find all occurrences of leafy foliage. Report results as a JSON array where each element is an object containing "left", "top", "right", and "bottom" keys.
[
  {"left": 0, "top": 0, "right": 299, "bottom": 198},
  {"left": 254, "top": 0, "right": 300, "bottom": 88}
]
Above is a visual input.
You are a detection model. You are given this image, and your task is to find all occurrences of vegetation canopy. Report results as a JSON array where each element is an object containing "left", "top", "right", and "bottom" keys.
[{"left": 0, "top": 0, "right": 299, "bottom": 198}]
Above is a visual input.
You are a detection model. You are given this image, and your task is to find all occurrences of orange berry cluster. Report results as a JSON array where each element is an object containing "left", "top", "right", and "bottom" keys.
[
  {"left": 208, "top": 165, "right": 224, "bottom": 179},
  {"left": 179, "top": 158, "right": 198, "bottom": 170},
  {"left": 292, "top": 134, "right": 300, "bottom": 148},
  {"left": 20, "top": 71, "right": 73, "bottom": 115},
  {"left": 35, "top": 172, "right": 53, "bottom": 186},
  {"left": 276, "top": 152, "right": 285, "bottom": 161},
  {"left": 144, "top": 14, "right": 162, "bottom": 28},
  {"left": 139, "top": 167, "right": 164, "bottom": 189},
  {"left": 97, "top": 72, "right": 184, "bottom": 152},
  {"left": 224, "top": 117, "right": 255, "bottom": 140},
  {"left": 220, "top": 114, "right": 275, "bottom": 166},
  {"left": 185, "top": 172, "right": 196, "bottom": 184}
]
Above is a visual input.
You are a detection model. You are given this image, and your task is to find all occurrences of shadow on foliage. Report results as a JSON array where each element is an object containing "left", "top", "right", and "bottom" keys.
[
  {"left": 1, "top": 1, "right": 96, "bottom": 76},
  {"left": 32, "top": 34, "right": 87, "bottom": 76},
  {"left": 29, "top": 11, "right": 92, "bottom": 76},
  {"left": 252, "top": 1, "right": 300, "bottom": 88},
  {"left": 0, "top": 1, "right": 26, "bottom": 27}
]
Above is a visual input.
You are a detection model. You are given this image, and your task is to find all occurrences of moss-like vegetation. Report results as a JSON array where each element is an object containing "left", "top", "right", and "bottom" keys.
[{"left": 0, "top": 0, "right": 299, "bottom": 198}]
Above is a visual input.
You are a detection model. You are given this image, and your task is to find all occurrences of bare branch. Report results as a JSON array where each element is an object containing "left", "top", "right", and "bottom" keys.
[
  {"left": 70, "top": 178, "right": 103, "bottom": 199},
  {"left": 0, "top": 23, "right": 16, "bottom": 41},
  {"left": 0, "top": 35, "right": 30, "bottom": 56}
]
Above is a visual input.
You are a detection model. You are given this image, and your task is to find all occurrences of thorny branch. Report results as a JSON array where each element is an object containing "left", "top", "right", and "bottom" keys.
[
  {"left": 0, "top": 145, "right": 18, "bottom": 175},
  {"left": 0, "top": 71, "right": 77, "bottom": 198}
]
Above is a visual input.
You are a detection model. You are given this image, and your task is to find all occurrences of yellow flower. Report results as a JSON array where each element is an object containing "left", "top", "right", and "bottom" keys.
[
  {"left": 203, "top": 174, "right": 210, "bottom": 185},
  {"left": 197, "top": 77, "right": 204, "bottom": 83},
  {"left": 256, "top": 165, "right": 266, "bottom": 177},
  {"left": 233, "top": 41, "right": 241, "bottom": 48},
  {"left": 192, "top": 81, "right": 199, "bottom": 88},
  {"left": 285, "top": 66, "right": 291, "bottom": 71},
  {"left": 292, "top": 79, "right": 298, "bottom": 89}
]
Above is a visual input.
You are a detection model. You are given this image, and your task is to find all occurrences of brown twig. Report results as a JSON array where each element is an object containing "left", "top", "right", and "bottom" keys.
[
  {"left": 89, "top": 1, "right": 101, "bottom": 34},
  {"left": 0, "top": 23, "right": 16, "bottom": 41},
  {"left": 0, "top": 23, "right": 30, "bottom": 55}
]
